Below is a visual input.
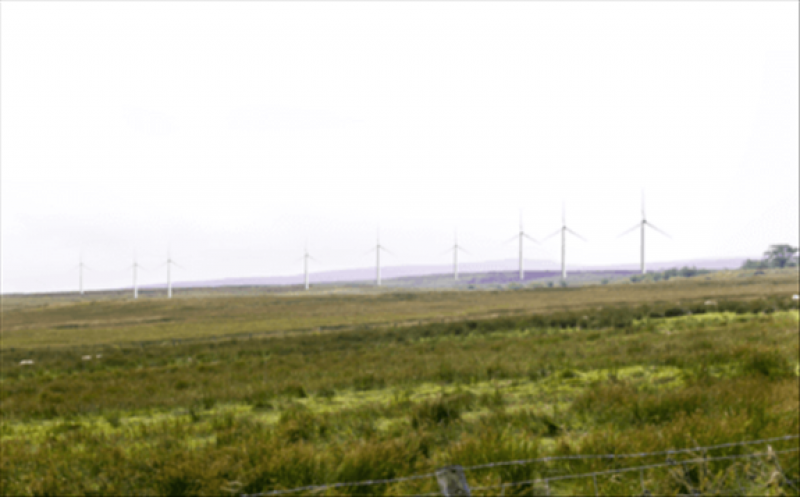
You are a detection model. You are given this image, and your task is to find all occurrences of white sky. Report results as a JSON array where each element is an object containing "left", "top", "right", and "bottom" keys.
[{"left": 2, "top": 1, "right": 798, "bottom": 294}]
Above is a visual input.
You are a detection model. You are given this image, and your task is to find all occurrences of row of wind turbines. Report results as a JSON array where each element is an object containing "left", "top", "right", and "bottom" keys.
[{"left": 73, "top": 196, "right": 670, "bottom": 298}]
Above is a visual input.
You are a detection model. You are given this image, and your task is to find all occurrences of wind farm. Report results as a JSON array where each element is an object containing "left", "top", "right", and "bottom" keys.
[
  {"left": 19, "top": 204, "right": 670, "bottom": 297},
  {"left": 13, "top": 198, "right": 784, "bottom": 298},
  {"left": 4, "top": 185, "right": 798, "bottom": 497},
  {"left": 3, "top": 3, "right": 797, "bottom": 495}
]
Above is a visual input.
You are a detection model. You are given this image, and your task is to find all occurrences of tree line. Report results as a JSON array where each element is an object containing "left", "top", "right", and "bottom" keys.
[{"left": 742, "top": 244, "right": 799, "bottom": 270}]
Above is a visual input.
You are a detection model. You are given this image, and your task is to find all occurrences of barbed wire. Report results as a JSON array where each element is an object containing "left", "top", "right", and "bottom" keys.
[
  {"left": 469, "top": 447, "right": 799, "bottom": 494},
  {"left": 462, "top": 433, "right": 800, "bottom": 472},
  {"left": 240, "top": 434, "right": 799, "bottom": 496}
]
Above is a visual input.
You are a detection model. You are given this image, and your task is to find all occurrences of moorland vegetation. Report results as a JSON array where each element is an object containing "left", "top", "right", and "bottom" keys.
[{"left": 1, "top": 270, "right": 798, "bottom": 495}]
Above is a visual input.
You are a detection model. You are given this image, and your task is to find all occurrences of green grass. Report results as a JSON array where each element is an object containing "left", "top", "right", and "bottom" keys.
[
  {"left": 2, "top": 270, "right": 797, "bottom": 348},
  {"left": 1, "top": 283, "right": 798, "bottom": 496}
]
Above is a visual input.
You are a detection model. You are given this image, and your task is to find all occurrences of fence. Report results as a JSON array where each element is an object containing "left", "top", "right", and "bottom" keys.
[{"left": 241, "top": 434, "right": 799, "bottom": 496}]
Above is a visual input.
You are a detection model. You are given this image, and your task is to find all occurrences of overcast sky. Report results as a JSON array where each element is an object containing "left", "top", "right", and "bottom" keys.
[{"left": 2, "top": 1, "right": 798, "bottom": 294}]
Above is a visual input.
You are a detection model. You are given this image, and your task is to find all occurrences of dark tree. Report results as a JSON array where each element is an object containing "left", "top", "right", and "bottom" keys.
[{"left": 762, "top": 244, "right": 799, "bottom": 268}]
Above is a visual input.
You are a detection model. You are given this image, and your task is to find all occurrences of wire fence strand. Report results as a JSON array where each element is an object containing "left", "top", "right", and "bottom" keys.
[
  {"left": 240, "top": 434, "right": 799, "bottom": 496},
  {"left": 462, "top": 433, "right": 800, "bottom": 472},
  {"left": 469, "top": 447, "right": 799, "bottom": 494}
]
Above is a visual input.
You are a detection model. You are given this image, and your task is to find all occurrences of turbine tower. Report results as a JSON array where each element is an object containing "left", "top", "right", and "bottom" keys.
[
  {"left": 76, "top": 255, "right": 88, "bottom": 295},
  {"left": 366, "top": 228, "right": 394, "bottom": 286},
  {"left": 442, "top": 230, "right": 470, "bottom": 280},
  {"left": 301, "top": 242, "right": 317, "bottom": 291},
  {"left": 618, "top": 192, "right": 671, "bottom": 274},
  {"left": 504, "top": 210, "right": 539, "bottom": 280},
  {"left": 542, "top": 203, "right": 588, "bottom": 281},
  {"left": 130, "top": 257, "right": 145, "bottom": 299},
  {"left": 162, "top": 251, "right": 184, "bottom": 298}
]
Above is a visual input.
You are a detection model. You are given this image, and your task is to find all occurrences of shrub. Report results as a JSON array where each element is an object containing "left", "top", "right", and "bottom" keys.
[
  {"left": 740, "top": 350, "right": 794, "bottom": 379},
  {"left": 353, "top": 373, "right": 386, "bottom": 391},
  {"left": 334, "top": 439, "right": 424, "bottom": 495},
  {"left": 247, "top": 389, "right": 274, "bottom": 410},
  {"left": 560, "top": 369, "right": 579, "bottom": 379},
  {"left": 315, "top": 387, "right": 336, "bottom": 400},
  {"left": 478, "top": 388, "right": 505, "bottom": 410},
  {"left": 410, "top": 393, "right": 472, "bottom": 428},
  {"left": 277, "top": 408, "right": 327, "bottom": 443},
  {"left": 280, "top": 383, "right": 307, "bottom": 399},
  {"left": 446, "top": 429, "right": 541, "bottom": 487}
]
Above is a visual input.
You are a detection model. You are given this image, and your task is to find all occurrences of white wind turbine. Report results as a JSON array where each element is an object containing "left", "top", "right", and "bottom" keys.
[
  {"left": 365, "top": 228, "right": 395, "bottom": 287},
  {"left": 299, "top": 241, "right": 318, "bottom": 291},
  {"left": 74, "top": 254, "right": 91, "bottom": 295},
  {"left": 130, "top": 255, "right": 146, "bottom": 299},
  {"left": 503, "top": 210, "right": 539, "bottom": 280},
  {"left": 542, "top": 203, "right": 588, "bottom": 281},
  {"left": 441, "top": 230, "right": 470, "bottom": 280},
  {"left": 618, "top": 192, "right": 671, "bottom": 274},
  {"left": 159, "top": 250, "right": 185, "bottom": 298}
]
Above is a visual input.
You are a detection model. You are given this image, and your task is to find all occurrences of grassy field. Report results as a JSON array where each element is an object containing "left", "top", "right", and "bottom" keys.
[
  {"left": 2, "top": 269, "right": 797, "bottom": 349},
  {"left": 1, "top": 270, "right": 798, "bottom": 495}
]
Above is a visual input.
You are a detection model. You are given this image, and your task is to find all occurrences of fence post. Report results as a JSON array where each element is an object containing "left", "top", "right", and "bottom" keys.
[
  {"left": 436, "top": 465, "right": 470, "bottom": 496},
  {"left": 767, "top": 446, "right": 797, "bottom": 491}
]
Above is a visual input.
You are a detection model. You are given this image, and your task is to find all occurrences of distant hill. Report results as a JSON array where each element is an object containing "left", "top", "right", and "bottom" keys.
[{"left": 143, "top": 257, "right": 752, "bottom": 290}]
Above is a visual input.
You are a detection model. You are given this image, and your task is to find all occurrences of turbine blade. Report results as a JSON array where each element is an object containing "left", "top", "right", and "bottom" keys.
[
  {"left": 617, "top": 223, "right": 641, "bottom": 238},
  {"left": 458, "top": 246, "right": 471, "bottom": 255},
  {"left": 502, "top": 234, "right": 519, "bottom": 245},
  {"left": 380, "top": 246, "right": 396, "bottom": 257},
  {"left": 646, "top": 222, "right": 671, "bottom": 239},
  {"left": 541, "top": 229, "right": 561, "bottom": 242},
  {"left": 361, "top": 247, "right": 376, "bottom": 257},
  {"left": 172, "top": 261, "right": 186, "bottom": 270},
  {"left": 524, "top": 233, "right": 539, "bottom": 244},
  {"left": 641, "top": 189, "right": 646, "bottom": 219},
  {"left": 439, "top": 247, "right": 455, "bottom": 256},
  {"left": 566, "top": 228, "right": 588, "bottom": 242}
]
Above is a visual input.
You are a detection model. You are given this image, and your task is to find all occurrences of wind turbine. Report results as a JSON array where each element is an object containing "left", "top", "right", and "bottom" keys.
[
  {"left": 299, "top": 241, "right": 317, "bottom": 291},
  {"left": 542, "top": 203, "right": 588, "bottom": 281},
  {"left": 441, "top": 230, "right": 470, "bottom": 280},
  {"left": 130, "top": 256, "right": 146, "bottom": 299},
  {"left": 161, "top": 250, "right": 184, "bottom": 298},
  {"left": 618, "top": 192, "right": 671, "bottom": 274},
  {"left": 75, "top": 254, "right": 90, "bottom": 295},
  {"left": 365, "top": 228, "right": 394, "bottom": 287},
  {"left": 504, "top": 210, "right": 539, "bottom": 280}
]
